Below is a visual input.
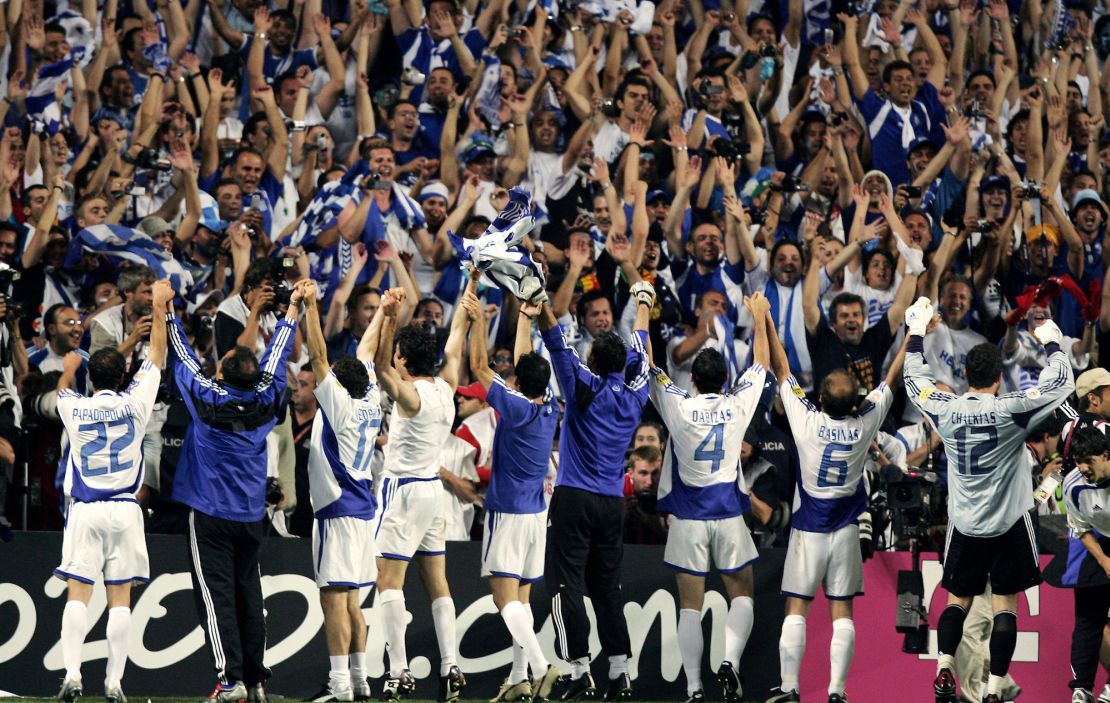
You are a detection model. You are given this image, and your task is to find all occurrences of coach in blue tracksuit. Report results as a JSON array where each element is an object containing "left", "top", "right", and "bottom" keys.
[
  {"left": 537, "top": 280, "right": 656, "bottom": 701},
  {"left": 165, "top": 280, "right": 305, "bottom": 703}
]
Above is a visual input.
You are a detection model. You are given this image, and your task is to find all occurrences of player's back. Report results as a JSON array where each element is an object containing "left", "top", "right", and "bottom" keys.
[
  {"left": 309, "top": 366, "right": 382, "bottom": 519},
  {"left": 384, "top": 377, "right": 455, "bottom": 478},
  {"left": 57, "top": 361, "right": 160, "bottom": 502},
  {"left": 650, "top": 365, "right": 766, "bottom": 520},
  {"left": 780, "top": 376, "right": 893, "bottom": 532}
]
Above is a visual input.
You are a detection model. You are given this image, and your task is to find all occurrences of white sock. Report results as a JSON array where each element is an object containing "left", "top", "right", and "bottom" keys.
[
  {"left": 329, "top": 654, "right": 350, "bottom": 689},
  {"left": 677, "top": 609, "right": 704, "bottom": 695},
  {"left": 509, "top": 639, "right": 529, "bottom": 685},
  {"left": 986, "top": 674, "right": 1005, "bottom": 696},
  {"left": 779, "top": 614, "right": 806, "bottom": 692},
  {"left": 828, "top": 618, "right": 855, "bottom": 696},
  {"left": 379, "top": 590, "right": 408, "bottom": 677},
  {"left": 61, "top": 601, "right": 87, "bottom": 683},
  {"left": 105, "top": 607, "right": 130, "bottom": 689},
  {"left": 937, "top": 653, "right": 956, "bottom": 674},
  {"left": 608, "top": 654, "right": 628, "bottom": 680},
  {"left": 430, "top": 597, "right": 457, "bottom": 676},
  {"left": 725, "top": 596, "right": 754, "bottom": 667},
  {"left": 350, "top": 651, "right": 367, "bottom": 684},
  {"left": 571, "top": 657, "right": 590, "bottom": 679},
  {"left": 501, "top": 601, "right": 548, "bottom": 682}
]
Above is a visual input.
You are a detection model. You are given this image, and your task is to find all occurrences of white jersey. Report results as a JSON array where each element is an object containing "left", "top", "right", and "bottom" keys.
[
  {"left": 906, "top": 343, "right": 1074, "bottom": 537},
  {"left": 780, "top": 374, "right": 894, "bottom": 533},
  {"left": 383, "top": 377, "right": 455, "bottom": 479},
  {"left": 649, "top": 364, "right": 767, "bottom": 520},
  {"left": 1064, "top": 468, "right": 1110, "bottom": 537},
  {"left": 57, "top": 361, "right": 161, "bottom": 502},
  {"left": 308, "top": 363, "right": 382, "bottom": 519}
]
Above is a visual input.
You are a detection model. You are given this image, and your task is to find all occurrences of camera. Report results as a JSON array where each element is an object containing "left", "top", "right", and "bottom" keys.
[
  {"left": 775, "top": 174, "right": 806, "bottom": 193},
  {"left": 711, "top": 138, "right": 751, "bottom": 163},
  {"left": 699, "top": 80, "right": 725, "bottom": 96},
  {"left": 823, "top": 28, "right": 835, "bottom": 45},
  {"left": 759, "top": 43, "right": 778, "bottom": 58},
  {"left": 1021, "top": 179, "right": 1042, "bottom": 199},
  {"left": 265, "top": 476, "right": 283, "bottom": 508},
  {"left": 122, "top": 147, "right": 172, "bottom": 171},
  {"left": 360, "top": 172, "right": 393, "bottom": 191},
  {"left": 402, "top": 66, "right": 426, "bottom": 86},
  {"left": 316, "top": 132, "right": 328, "bottom": 150},
  {"left": 723, "top": 12, "right": 736, "bottom": 22},
  {"left": 0, "top": 294, "right": 20, "bottom": 322},
  {"left": 903, "top": 185, "right": 922, "bottom": 198},
  {"left": 269, "top": 258, "right": 296, "bottom": 309},
  {"left": 973, "top": 218, "right": 993, "bottom": 232},
  {"left": 599, "top": 97, "right": 620, "bottom": 118},
  {"left": 965, "top": 99, "right": 983, "bottom": 119},
  {"left": 507, "top": 27, "right": 522, "bottom": 38}
]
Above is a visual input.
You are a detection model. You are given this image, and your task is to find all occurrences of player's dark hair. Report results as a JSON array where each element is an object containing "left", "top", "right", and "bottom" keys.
[
  {"left": 221, "top": 346, "right": 260, "bottom": 389},
  {"left": 395, "top": 325, "right": 438, "bottom": 377},
  {"left": 588, "top": 332, "right": 627, "bottom": 376},
  {"left": 882, "top": 60, "right": 914, "bottom": 85},
  {"left": 820, "top": 369, "right": 859, "bottom": 417},
  {"left": 514, "top": 352, "right": 551, "bottom": 399},
  {"left": 1030, "top": 414, "right": 1064, "bottom": 442},
  {"left": 965, "top": 343, "right": 1003, "bottom": 390},
  {"left": 88, "top": 349, "right": 126, "bottom": 392},
  {"left": 1071, "top": 426, "right": 1110, "bottom": 463},
  {"left": 692, "top": 348, "right": 728, "bottom": 394},
  {"left": 830, "top": 292, "right": 866, "bottom": 321},
  {"left": 332, "top": 356, "right": 370, "bottom": 398}
]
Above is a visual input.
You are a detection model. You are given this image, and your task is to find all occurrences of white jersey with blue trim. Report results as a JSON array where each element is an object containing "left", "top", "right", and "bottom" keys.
[
  {"left": 649, "top": 364, "right": 766, "bottom": 520},
  {"left": 905, "top": 342, "right": 1074, "bottom": 537},
  {"left": 780, "top": 375, "right": 894, "bottom": 533},
  {"left": 308, "top": 362, "right": 382, "bottom": 519},
  {"left": 57, "top": 361, "right": 161, "bottom": 502},
  {"left": 383, "top": 377, "right": 455, "bottom": 478}
]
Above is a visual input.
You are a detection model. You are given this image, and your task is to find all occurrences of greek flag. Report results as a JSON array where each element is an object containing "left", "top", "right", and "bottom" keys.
[
  {"left": 66, "top": 224, "right": 194, "bottom": 294},
  {"left": 181, "top": 190, "right": 228, "bottom": 233},
  {"left": 50, "top": 11, "right": 94, "bottom": 67},
  {"left": 448, "top": 187, "right": 547, "bottom": 303},
  {"left": 475, "top": 55, "right": 503, "bottom": 131},
  {"left": 283, "top": 161, "right": 371, "bottom": 249},
  {"left": 25, "top": 56, "right": 74, "bottom": 135}
]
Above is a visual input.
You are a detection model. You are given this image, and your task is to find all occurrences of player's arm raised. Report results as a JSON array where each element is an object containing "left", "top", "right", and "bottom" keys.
[
  {"left": 438, "top": 275, "right": 477, "bottom": 391},
  {"left": 745, "top": 292, "right": 770, "bottom": 369},
  {"left": 56, "top": 351, "right": 84, "bottom": 394},
  {"left": 765, "top": 304, "right": 791, "bottom": 384},
  {"left": 998, "top": 320, "right": 1076, "bottom": 427},
  {"left": 301, "top": 280, "right": 332, "bottom": 383},
  {"left": 375, "top": 288, "right": 422, "bottom": 414},
  {"left": 626, "top": 282, "right": 655, "bottom": 393},
  {"left": 146, "top": 280, "right": 174, "bottom": 370},
  {"left": 463, "top": 287, "right": 495, "bottom": 389},
  {"left": 903, "top": 297, "right": 953, "bottom": 420},
  {"left": 355, "top": 287, "right": 388, "bottom": 366}
]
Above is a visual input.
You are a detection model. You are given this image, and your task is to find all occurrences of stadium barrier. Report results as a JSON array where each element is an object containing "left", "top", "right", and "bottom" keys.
[{"left": 0, "top": 533, "right": 1082, "bottom": 700}]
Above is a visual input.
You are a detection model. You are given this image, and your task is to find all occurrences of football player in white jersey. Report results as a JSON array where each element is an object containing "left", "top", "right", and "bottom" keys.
[
  {"left": 301, "top": 279, "right": 384, "bottom": 702},
  {"left": 649, "top": 292, "right": 771, "bottom": 703},
  {"left": 903, "top": 297, "right": 1073, "bottom": 703},
  {"left": 374, "top": 285, "right": 474, "bottom": 701},
  {"left": 54, "top": 279, "right": 174, "bottom": 703},
  {"left": 763, "top": 302, "right": 902, "bottom": 703}
]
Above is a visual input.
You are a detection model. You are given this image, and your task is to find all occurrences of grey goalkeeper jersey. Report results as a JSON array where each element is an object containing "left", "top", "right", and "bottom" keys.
[{"left": 904, "top": 337, "right": 1074, "bottom": 537}]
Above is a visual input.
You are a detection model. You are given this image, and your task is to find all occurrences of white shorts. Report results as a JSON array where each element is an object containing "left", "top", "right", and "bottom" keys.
[
  {"left": 481, "top": 510, "right": 546, "bottom": 581},
  {"left": 664, "top": 515, "right": 759, "bottom": 575},
  {"left": 781, "top": 524, "right": 863, "bottom": 600},
  {"left": 374, "top": 476, "right": 446, "bottom": 561},
  {"left": 56, "top": 500, "right": 149, "bottom": 585},
  {"left": 313, "top": 516, "right": 378, "bottom": 588}
]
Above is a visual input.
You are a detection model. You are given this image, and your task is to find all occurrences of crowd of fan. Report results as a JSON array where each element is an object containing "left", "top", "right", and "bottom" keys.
[{"left": 0, "top": 0, "right": 1107, "bottom": 545}]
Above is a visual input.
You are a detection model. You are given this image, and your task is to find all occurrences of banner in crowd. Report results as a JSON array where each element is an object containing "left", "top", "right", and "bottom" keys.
[{"left": 0, "top": 534, "right": 1086, "bottom": 700}]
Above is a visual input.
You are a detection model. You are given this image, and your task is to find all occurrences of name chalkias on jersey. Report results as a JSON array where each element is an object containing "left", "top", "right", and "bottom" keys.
[
  {"left": 70, "top": 405, "right": 136, "bottom": 422},
  {"left": 690, "top": 408, "right": 734, "bottom": 424},
  {"left": 949, "top": 411, "right": 998, "bottom": 425},
  {"left": 817, "top": 425, "right": 861, "bottom": 442}
]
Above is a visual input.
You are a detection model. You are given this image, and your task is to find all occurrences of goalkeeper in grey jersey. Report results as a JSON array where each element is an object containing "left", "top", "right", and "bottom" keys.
[{"left": 902, "top": 297, "right": 1074, "bottom": 703}]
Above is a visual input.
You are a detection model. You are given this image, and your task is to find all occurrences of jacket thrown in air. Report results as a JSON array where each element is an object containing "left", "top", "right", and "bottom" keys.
[{"left": 166, "top": 313, "right": 297, "bottom": 522}]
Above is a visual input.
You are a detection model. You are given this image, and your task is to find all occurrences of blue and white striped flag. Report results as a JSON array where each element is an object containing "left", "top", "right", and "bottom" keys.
[
  {"left": 284, "top": 161, "right": 372, "bottom": 250},
  {"left": 475, "top": 55, "right": 503, "bottom": 131},
  {"left": 448, "top": 187, "right": 547, "bottom": 303},
  {"left": 66, "top": 224, "right": 194, "bottom": 294},
  {"left": 26, "top": 56, "right": 74, "bottom": 134},
  {"left": 50, "top": 10, "right": 94, "bottom": 67}
]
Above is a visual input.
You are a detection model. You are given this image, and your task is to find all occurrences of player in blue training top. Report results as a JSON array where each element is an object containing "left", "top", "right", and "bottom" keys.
[
  {"left": 648, "top": 292, "right": 771, "bottom": 703},
  {"left": 459, "top": 285, "right": 563, "bottom": 702},
  {"left": 765, "top": 301, "right": 903, "bottom": 703},
  {"left": 301, "top": 279, "right": 384, "bottom": 703},
  {"left": 54, "top": 279, "right": 174, "bottom": 703},
  {"left": 537, "top": 280, "right": 655, "bottom": 701}
]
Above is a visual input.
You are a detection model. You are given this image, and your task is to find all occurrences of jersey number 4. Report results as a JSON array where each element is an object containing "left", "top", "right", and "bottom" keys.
[
  {"left": 78, "top": 417, "right": 136, "bottom": 477},
  {"left": 695, "top": 425, "right": 726, "bottom": 473}
]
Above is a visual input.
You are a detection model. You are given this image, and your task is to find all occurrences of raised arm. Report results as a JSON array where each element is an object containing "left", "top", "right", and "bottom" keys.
[
  {"left": 437, "top": 275, "right": 477, "bottom": 390},
  {"left": 147, "top": 280, "right": 174, "bottom": 369},
  {"left": 374, "top": 288, "right": 421, "bottom": 413},
  {"left": 461, "top": 283, "right": 495, "bottom": 388}
]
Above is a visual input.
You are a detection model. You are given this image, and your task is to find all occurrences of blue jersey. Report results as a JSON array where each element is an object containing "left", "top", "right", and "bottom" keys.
[
  {"left": 167, "top": 314, "right": 296, "bottom": 522},
  {"left": 540, "top": 326, "right": 650, "bottom": 497},
  {"left": 309, "top": 367, "right": 382, "bottom": 519},
  {"left": 855, "top": 83, "right": 945, "bottom": 187},
  {"left": 670, "top": 258, "right": 746, "bottom": 325},
  {"left": 397, "top": 26, "right": 487, "bottom": 104},
  {"left": 484, "top": 375, "right": 559, "bottom": 514}
]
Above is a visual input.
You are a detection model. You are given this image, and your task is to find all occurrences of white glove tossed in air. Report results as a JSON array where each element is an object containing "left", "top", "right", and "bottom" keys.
[
  {"left": 894, "top": 235, "right": 926, "bottom": 276},
  {"left": 1033, "top": 319, "right": 1064, "bottom": 347},
  {"left": 630, "top": 281, "right": 656, "bottom": 307},
  {"left": 904, "top": 296, "right": 934, "bottom": 336}
]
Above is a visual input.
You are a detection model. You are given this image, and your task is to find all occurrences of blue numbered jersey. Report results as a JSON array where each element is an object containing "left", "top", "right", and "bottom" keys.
[
  {"left": 57, "top": 361, "right": 161, "bottom": 502},
  {"left": 780, "top": 375, "right": 893, "bottom": 532},
  {"left": 484, "top": 375, "right": 559, "bottom": 515},
  {"left": 309, "top": 364, "right": 382, "bottom": 519}
]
